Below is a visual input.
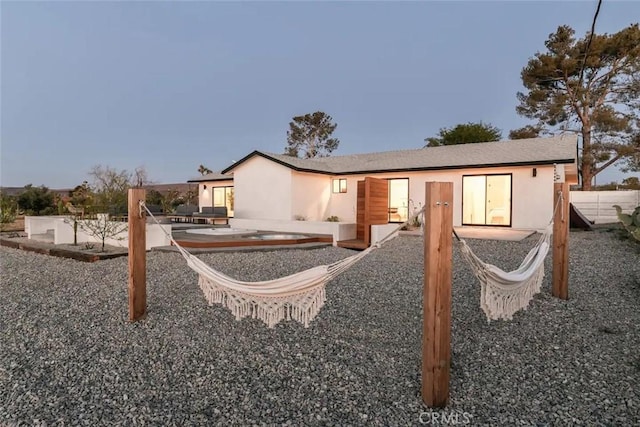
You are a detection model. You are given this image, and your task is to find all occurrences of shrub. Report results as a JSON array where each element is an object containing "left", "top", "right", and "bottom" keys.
[
  {"left": 325, "top": 215, "right": 339, "bottom": 222},
  {"left": 613, "top": 205, "right": 640, "bottom": 241},
  {"left": 0, "top": 193, "right": 18, "bottom": 231}
]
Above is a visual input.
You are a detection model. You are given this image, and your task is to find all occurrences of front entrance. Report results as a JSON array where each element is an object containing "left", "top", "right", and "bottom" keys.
[{"left": 462, "top": 174, "right": 512, "bottom": 226}]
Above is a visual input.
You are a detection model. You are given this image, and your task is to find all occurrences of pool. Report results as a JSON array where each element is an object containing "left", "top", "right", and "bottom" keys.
[
  {"left": 173, "top": 230, "right": 333, "bottom": 249},
  {"left": 245, "top": 233, "right": 312, "bottom": 240},
  {"left": 185, "top": 228, "right": 257, "bottom": 236}
]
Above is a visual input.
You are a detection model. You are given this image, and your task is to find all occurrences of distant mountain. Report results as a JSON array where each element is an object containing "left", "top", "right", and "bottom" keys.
[
  {"left": 0, "top": 186, "right": 72, "bottom": 197},
  {"left": 1, "top": 183, "right": 195, "bottom": 197}
]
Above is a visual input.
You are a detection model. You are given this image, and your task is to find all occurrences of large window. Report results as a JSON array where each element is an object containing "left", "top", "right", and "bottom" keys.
[
  {"left": 388, "top": 178, "right": 409, "bottom": 223},
  {"left": 462, "top": 174, "right": 511, "bottom": 226},
  {"left": 212, "top": 186, "right": 234, "bottom": 217}
]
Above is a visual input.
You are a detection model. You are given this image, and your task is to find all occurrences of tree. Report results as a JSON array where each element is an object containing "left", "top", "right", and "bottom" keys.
[
  {"left": 198, "top": 164, "right": 213, "bottom": 175},
  {"left": 285, "top": 111, "right": 340, "bottom": 158},
  {"left": 516, "top": 24, "right": 640, "bottom": 190},
  {"left": 133, "top": 166, "right": 152, "bottom": 188},
  {"left": 16, "top": 185, "right": 55, "bottom": 215},
  {"left": 78, "top": 214, "right": 127, "bottom": 252},
  {"left": 69, "top": 181, "right": 93, "bottom": 210},
  {"left": 424, "top": 122, "right": 502, "bottom": 147},
  {"left": 509, "top": 125, "right": 542, "bottom": 140},
  {"left": 622, "top": 176, "right": 640, "bottom": 189},
  {"left": 88, "top": 165, "right": 132, "bottom": 212},
  {"left": 0, "top": 192, "right": 18, "bottom": 231},
  {"left": 146, "top": 189, "right": 164, "bottom": 206}
]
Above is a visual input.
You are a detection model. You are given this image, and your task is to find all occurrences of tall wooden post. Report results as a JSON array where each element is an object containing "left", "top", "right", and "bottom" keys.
[
  {"left": 552, "top": 182, "right": 569, "bottom": 300},
  {"left": 422, "top": 182, "right": 453, "bottom": 408},
  {"left": 128, "top": 188, "right": 147, "bottom": 321}
]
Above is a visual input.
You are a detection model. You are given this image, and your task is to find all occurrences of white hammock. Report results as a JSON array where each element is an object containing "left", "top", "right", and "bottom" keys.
[
  {"left": 143, "top": 203, "right": 403, "bottom": 328},
  {"left": 457, "top": 225, "right": 552, "bottom": 321}
]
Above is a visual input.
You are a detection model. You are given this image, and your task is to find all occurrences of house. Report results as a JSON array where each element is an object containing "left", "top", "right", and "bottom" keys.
[
  {"left": 187, "top": 172, "right": 234, "bottom": 216},
  {"left": 188, "top": 135, "right": 578, "bottom": 242}
]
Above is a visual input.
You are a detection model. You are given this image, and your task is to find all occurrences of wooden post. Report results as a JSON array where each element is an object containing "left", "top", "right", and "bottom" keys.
[
  {"left": 422, "top": 182, "right": 453, "bottom": 408},
  {"left": 128, "top": 188, "right": 147, "bottom": 321},
  {"left": 552, "top": 182, "right": 569, "bottom": 300}
]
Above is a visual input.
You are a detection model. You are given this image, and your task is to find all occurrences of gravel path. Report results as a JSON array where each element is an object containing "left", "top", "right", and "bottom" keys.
[{"left": 1, "top": 228, "right": 639, "bottom": 426}]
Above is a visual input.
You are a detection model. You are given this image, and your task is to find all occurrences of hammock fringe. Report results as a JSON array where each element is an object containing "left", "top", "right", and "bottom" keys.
[
  {"left": 459, "top": 226, "right": 552, "bottom": 321},
  {"left": 198, "top": 275, "right": 328, "bottom": 328}
]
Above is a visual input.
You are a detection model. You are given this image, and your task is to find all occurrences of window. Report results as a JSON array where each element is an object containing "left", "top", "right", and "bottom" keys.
[
  {"left": 388, "top": 178, "right": 409, "bottom": 222},
  {"left": 332, "top": 179, "right": 347, "bottom": 193},
  {"left": 462, "top": 174, "right": 511, "bottom": 226},
  {"left": 212, "top": 186, "right": 234, "bottom": 217}
]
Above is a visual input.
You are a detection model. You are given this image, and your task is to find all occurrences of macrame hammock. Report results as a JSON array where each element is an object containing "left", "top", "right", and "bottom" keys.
[
  {"left": 455, "top": 192, "right": 563, "bottom": 321},
  {"left": 143, "top": 203, "right": 406, "bottom": 328},
  {"left": 142, "top": 192, "right": 561, "bottom": 327}
]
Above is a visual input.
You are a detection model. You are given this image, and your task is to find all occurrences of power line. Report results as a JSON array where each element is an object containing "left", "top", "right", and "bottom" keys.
[
  {"left": 562, "top": 0, "right": 603, "bottom": 133},
  {"left": 578, "top": 0, "right": 603, "bottom": 88}
]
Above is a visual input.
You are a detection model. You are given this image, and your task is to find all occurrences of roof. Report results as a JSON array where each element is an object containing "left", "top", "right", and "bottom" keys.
[
  {"left": 221, "top": 135, "right": 578, "bottom": 176},
  {"left": 187, "top": 172, "right": 233, "bottom": 183}
]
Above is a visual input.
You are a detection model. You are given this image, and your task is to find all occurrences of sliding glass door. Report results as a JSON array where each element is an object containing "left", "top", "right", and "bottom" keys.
[
  {"left": 388, "top": 178, "right": 409, "bottom": 223},
  {"left": 213, "top": 186, "right": 234, "bottom": 217},
  {"left": 462, "top": 174, "right": 511, "bottom": 226}
]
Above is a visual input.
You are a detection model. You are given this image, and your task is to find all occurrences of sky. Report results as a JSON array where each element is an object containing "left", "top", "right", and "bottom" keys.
[{"left": 1, "top": 0, "right": 639, "bottom": 189}]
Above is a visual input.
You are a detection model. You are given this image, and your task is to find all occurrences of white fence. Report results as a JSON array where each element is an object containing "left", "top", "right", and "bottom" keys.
[
  {"left": 25, "top": 216, "right": 171, "bottom": 250},
  {"left": 570, "top": 190, "right": 640, "bottom": 224}
]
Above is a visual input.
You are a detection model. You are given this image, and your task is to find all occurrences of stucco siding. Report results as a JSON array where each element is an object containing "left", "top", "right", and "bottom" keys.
[
  {"left": 291, "top": 172, "right": 331, "bottom": 221},
  {"left": 232, "top": 156, "right": 292, "bottom": 220},
  {"left": 326, "top": 165, "right": 555, "bottom": 230},
  {"left": 198, "top": 180, "right": 233, "bottom": 211}
]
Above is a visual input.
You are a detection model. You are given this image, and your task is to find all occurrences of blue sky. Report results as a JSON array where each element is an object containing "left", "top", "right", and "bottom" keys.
[{"left": 2, "top": 1, "right": 638, "bottom": 188}]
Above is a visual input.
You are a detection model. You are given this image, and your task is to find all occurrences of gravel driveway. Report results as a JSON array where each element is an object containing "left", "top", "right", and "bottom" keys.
[{"left": 1, "top": 228, "right": 639, "bottom": 425}]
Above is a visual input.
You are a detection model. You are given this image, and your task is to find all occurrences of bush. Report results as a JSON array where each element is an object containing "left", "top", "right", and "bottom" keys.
[
  {"left": 0, "top": 193, "right": 18, "bottom": 230},
  {"left": 325, "top": 215, "right": 339, "bottom": 222},
  {"left": 17, "top": 185, "right": 55, "bottom": 215},
  {"left": 613, "top": 205, "right": 640, "bottom": 242}
]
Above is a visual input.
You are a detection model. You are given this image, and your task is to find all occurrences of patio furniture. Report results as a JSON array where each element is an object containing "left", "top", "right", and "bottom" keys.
[
  {"left": 192, "top": 206, "right": 229, "bottom": 225},
  {"left": 167, "top": 204, "right": 199, "bottom": 223}
]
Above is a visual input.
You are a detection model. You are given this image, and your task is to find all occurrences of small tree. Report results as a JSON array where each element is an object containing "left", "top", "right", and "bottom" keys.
[
  {"left": 622, "top": 176, "right": 640, "bottom": 190},
  {"left": 160, "top": 189, "right": 180, "bottom": 214},
  {"left": 88, "top": 165, "right": 130, "bottom": 210},
  {"left": 16, "top": 184, "right": 55, "bottom": 215},
  {"left": 198, "top": 164, "right": 213, "bottom": 175},
  {"left": 78, "top": 214, "right": 128, "bottom": 252},
  {"left": 285, "top": 111, "right": 340, "bottom": 158},
  {"left": 509, "top": 125, "right": 542, "bottom": 140},
  {"left": 0, "top": 193, "right": 18, "bottom": 231},
  {"left": 146, "top": 189, "right": 164, "bottom": 206},
  {"left": 424, "top": 122, "right": 502, "bottom": 147}
]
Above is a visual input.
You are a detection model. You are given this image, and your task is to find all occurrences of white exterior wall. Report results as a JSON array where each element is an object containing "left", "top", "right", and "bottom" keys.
[
  {"left": 327, "top": 165, "right": 555, "bottom": 231},
  {"left": 198, "top": 180, "right": 233, "bottom": 211},
  {"left": 291, "top": 172, "right": 331, "bottom": 221},
  {"left": 25, "top": 216, "right": 170, "bottom": 250},
  {"left": 232, "top": 156, "right": 293, "bottom": 220}
]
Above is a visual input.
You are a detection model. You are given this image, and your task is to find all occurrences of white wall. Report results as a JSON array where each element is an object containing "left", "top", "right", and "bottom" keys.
[
  {"left": 327, "top": 165, "right": 555, "bottom": 231},
  {"left": 233, "top": 156, "right": 293, "bottom": 220},
  {"left": 25, "top": 216, "right": 171, "bottom": 250},
  {"left": 228, "top": 157, "right": 559, "bottom": 231},
  {"left": 570, "top": 190, "right": 640, "bottom": 224},
  {"left": 291, "top": 172, "right": 331, "bottom": 221}
]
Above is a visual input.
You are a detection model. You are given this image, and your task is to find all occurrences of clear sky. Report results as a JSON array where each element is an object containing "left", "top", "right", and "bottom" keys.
[{"left": 1, "top": 1, "right": 638, "bottom": 189}]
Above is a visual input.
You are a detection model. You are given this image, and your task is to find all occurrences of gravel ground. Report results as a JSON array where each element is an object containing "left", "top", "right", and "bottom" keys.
[{"left": 1, "top": 228, "right": 639, "bottom": 426}]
